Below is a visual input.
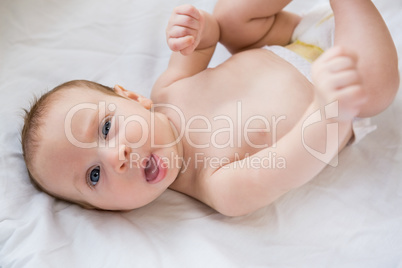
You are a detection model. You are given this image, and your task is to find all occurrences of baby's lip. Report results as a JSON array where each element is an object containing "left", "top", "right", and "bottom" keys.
[
  {"left": 143, "top": 154, "right": 167, "bottom": 184},
  {"left": 144, "top": 155, "right": 159, "bottom": 182}
]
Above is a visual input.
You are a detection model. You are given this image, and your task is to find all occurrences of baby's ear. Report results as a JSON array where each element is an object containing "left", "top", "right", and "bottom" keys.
[
  {"left": 114, "top": 84, "right": 139, "bottom": 100},
  {"left": 113, "top": 85, "right": 153, "bottom": 109}
]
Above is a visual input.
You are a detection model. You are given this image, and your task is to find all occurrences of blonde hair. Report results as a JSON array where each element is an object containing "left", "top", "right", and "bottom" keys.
[{"left": 21, "top": 80, "right": 119, "bottom": 209}]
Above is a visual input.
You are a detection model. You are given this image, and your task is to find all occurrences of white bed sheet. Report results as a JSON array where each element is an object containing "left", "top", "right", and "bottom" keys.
[{"left": 1, "top": 0, "right": 401, "bottom": 267}]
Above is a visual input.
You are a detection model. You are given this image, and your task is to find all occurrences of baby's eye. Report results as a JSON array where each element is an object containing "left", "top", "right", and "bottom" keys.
[
  {"left": 88, "top": 166, "right": 100, "bottom": 186},
  {"left": 102, "top": 118, "right": 112, "bottom": 139}
]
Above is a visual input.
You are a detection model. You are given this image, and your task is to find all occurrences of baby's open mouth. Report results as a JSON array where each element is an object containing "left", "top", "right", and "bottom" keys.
[{"left": 144, "top": 155, "right": 160, "bottom": 182}]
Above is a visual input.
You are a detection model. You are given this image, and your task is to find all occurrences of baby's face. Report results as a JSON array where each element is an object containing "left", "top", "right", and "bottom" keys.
[{"left": 34, "top": 87, "right": 181, "bottom": 210}]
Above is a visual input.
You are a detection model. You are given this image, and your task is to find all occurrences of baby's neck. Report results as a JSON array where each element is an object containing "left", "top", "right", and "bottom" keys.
[{"left": 168, "top": 118, "right": 184, "bottom": 166}]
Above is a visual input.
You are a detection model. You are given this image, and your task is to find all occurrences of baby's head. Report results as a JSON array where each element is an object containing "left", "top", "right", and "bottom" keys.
[{"left": 22, "top": 80, "right": 182, "bottom": 210}]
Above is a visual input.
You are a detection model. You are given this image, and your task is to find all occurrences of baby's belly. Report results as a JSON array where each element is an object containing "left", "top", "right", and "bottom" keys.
[
  {"left": 210, "top": 49, "right": 314, "bottom": 142},
  {"left": 169, "top": 48, "right": 315, "bottom": 167}
]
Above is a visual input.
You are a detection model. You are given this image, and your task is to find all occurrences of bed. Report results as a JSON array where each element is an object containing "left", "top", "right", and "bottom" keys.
[{"left": 1, "top": 0, "right": 401, "bottom": 267}]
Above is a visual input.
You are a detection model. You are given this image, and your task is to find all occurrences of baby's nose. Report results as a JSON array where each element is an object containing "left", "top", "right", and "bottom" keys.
[
  {"left": 102, "top": 144, "right": 131, "bottom": 174},
  {"left": 116, "top": 144, "right": 132, "bottom": 173}
]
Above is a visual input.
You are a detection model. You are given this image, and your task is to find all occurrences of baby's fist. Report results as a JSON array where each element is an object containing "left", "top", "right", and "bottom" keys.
[
  {"left": 166, "top": 5, "right": 204, "bottom": 56},
  {"left": 312, "top": 46, "right": 368, "bottom": 121}
]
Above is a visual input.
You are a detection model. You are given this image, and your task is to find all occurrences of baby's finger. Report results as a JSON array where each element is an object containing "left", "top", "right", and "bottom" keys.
[
  {"left": 180, "top": 43, "right": 197, "bottom": 56},
  {"left": 167, "top": 36, "right": 195, "bottom": 52},
  {"left": 331, "top": 70, "right": 361, "bottom": 90},
  {"left": 338, "top": 85, "right": 368, "bottom": 106},
  {"left": 316, "top": 46, "right": 358, "bottom": 66},
  {"left": 168, "top": 25, "right": 197, "bottom": 39},
  {"left": 326, "top": 56, "right": 357, "bottom": 73},
  {"left": 317, "top": 70, "right": 359, "bottom": 92},
  {"left": 315, "top": 46, "right": 344, "bottom": 65},
  {"left": 174, "top": 4, "right": 201, "bottom": 20},
  {"left": 172, "top": 14, "right": 200, "bottom": 30}
]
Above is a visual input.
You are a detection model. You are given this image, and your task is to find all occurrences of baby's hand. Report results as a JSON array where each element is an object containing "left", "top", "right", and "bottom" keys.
[
  {"left": 166, "top": 5, "right": 204, "bottom": 56},
  {"left": 311, "top": 46, "right": 368, "bottom": 121}
]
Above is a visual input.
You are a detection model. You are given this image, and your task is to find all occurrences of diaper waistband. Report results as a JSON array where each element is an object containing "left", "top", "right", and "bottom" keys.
[
  {"left": 285, "top": 40, "right": 324, "bottom": 63},
  {"left": 263, "top": 45, "right": 313, "bottom": 81}
]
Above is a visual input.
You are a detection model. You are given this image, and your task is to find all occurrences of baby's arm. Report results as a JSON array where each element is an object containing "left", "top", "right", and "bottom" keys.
[
  {"left": 214, "top": 0, "right": 301, "bottom": 53},
  {"left": 153, "top": 5, "right": 219, "bottom": 90},
  {"left": 203, "top": 48, "right": 366, "bottom": 217}
]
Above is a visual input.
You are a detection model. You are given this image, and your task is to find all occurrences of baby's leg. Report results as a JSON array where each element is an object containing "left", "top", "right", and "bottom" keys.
[
  {"left": 213, "top": 0, "right": 301, "bottom": 54},
  {"left": 330, "top": 0, "right": 399, "bottom": 117}
]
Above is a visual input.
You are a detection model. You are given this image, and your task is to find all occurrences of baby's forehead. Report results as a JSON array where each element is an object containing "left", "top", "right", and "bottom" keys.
[
  {"left": 57, "top": 86, "right": 109, "bottom": 99},
  {"left": 49, "top": 86, "right": 114, "bottom": 109},
  {"left": 38, "top": 87, "right": 105, "bottom": 154},
  {"left": 41, "top": 87, "right": 102, "bottom": 130}
]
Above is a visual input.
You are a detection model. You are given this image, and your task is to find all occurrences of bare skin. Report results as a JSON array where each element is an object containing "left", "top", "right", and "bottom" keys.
[
  {"left": 155, "top": 0, "right": 399, "bottom": 215},
  {"left": 35, "top": 0, "right": 399, "bottom": 216}
]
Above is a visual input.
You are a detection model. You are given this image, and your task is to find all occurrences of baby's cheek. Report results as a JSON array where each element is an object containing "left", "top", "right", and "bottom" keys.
[{"left": 119, "top": 116, "right": 150, "bottom": 148}]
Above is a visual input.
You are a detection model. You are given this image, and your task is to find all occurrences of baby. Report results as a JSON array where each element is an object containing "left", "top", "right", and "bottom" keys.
[{"left": 21, "top": 0, "right": 399, "bottom": 216}]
